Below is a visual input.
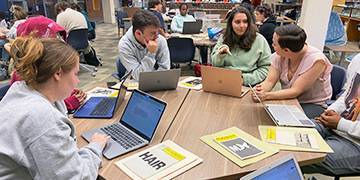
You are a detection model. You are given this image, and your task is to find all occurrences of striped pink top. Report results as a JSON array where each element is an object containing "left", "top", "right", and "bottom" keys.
[{"left": 271, "top": 45, "right": 333, "bottom": 105}]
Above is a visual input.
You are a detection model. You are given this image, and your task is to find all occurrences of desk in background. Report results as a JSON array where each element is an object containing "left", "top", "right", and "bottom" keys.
[{"left": 325, "top": 41, "right": 360, "bottom": 65}]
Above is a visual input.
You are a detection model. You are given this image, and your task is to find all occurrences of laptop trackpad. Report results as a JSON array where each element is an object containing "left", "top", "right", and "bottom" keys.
[{"left": 103, "top": 139, "right": 127, "bottom": 159}]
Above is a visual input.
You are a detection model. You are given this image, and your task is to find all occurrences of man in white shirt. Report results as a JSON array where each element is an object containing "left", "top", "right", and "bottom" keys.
[
  {"left": 301, "top": 53, "right": 360, "bottom": 176},
  {"left": 55, "top": 1, "right": 87, "bottom": 33}
]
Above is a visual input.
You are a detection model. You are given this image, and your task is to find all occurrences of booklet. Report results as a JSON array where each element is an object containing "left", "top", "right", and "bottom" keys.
[
  {"left": 116, "top": 140, "right": 202, "bottom": 180},
  {"left": 111, "top": 79, "right": 139, "bottom": 90},
  {"left": 86, "top": 87, "right": 118, "bottom": 99},
  {"left": 178, "top": 77, "right": 202, "bottom": 90},
  {"left": 258, "top": 126, "right": 333, "bottom": 153},
  {"left": 200, "top": 127, "right": 278, "bottom": 167},
  {"left": 214, "top": 133, "right": 264, "bottom": 160}
]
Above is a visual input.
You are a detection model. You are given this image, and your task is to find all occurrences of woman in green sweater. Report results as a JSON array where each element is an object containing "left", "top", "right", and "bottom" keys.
[{"left": 211, "top": 7, "right": 271, "bottom": 86}]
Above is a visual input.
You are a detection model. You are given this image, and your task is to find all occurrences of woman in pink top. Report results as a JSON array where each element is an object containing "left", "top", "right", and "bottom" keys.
[{"left": 253, "top": 24, "right": 332, "bottom": 118}]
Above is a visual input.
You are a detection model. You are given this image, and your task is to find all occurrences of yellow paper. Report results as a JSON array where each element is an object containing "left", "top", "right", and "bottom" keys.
[
  {"left": 200, "top": 127, "right": 279, "bottom": 168},
  {"left": 258, "top": 126, "right": 333, "bottom": 153},
  {"left": 163, "top": 147, "right": 185, "bottom": 161}
]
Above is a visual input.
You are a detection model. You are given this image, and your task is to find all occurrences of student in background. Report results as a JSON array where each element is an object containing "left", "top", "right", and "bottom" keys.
[
  {"left": 170, "top": 3, "right": 195, "bottom": 33},
  {"left": 255, "top": 4, "right": 276, "bottom": 53},
  {"left": 211, "top": 7, "right": 271, "bottom": 86},
  {"left": 252, "top": 24, "right": 332, "bottom": 118},
  {"left": 70, "top": 2, "right": 95, "bottom": 40},
  {"left": 55, "top": 1, "right": 87, "bottom": 33},
  {"left": 117, "top": 10, "right": 170, "bottom": 81},
  {"left": 0, "top": 5, "right": 27, "bottom": 40},
  {"left": 148, "top": 0, "right": 169, "bottom": 38},
  {"left": 0, "top": 37, "right": 109, "bottom": 179},
  {"left": 301, "top": 53, "right": 360, "bottom": 176}
]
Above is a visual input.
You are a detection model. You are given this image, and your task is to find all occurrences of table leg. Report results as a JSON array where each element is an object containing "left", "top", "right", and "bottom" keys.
[{"left": 338, "top": 52, "right": 345, "bottom": 65}]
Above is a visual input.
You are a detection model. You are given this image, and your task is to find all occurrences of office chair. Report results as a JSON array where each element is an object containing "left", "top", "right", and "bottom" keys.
[
  {"left": 112, "top": 57, "right": 127, "bottom": 80},
  {"left": 326, "top": 64, "right": 347, "bottom": 106},
  {"left": 167, "top": 37, "right": 195, "bottom": 68},
  {"left": 115, "top": 10, "right": 128, "bottom": 37},
  {"left": 0, "top": 82, "right": 10, "bottom": 101},
  {"left": 67, "top": 28, "right": 98, "bottom": 77}
]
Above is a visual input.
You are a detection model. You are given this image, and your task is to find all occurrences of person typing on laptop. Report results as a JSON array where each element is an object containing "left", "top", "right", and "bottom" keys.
[
  {"left": 211, "top": 7, "right": 271, "bottom": 86},
  {"left": 252, "top": 24, "right": 332, "bottom": 119},
  {"left": 118, "top": 10, "right": 170, "bottom": 81},
  {"left": 170, "top": 3, "right": 195, "bottom": 33},
  {"left": 0, "top": 37, "right": 109, "bottom": 179},
  {"left": 301, "top": 53, "right": 360, "bottom": 177}
]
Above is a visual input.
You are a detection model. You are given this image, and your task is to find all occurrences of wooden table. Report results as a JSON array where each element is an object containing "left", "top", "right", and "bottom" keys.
[
  {"left": 163, "top": 90, "right": 326, "bottom": 179},
  {"left": 325, "top": 41, "right": 360, "bottom": 64},
  {"left": 71, "top": 86, "right": 190, "bottom": 180}
]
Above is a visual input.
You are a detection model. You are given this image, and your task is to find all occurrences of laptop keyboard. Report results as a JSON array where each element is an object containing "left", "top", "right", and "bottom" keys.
[
  {"left": 101, "top": 124, "right": 144, "bottom": 149},
  {"left": 90, "top": 98, "right": 116, "bottom": 115}
]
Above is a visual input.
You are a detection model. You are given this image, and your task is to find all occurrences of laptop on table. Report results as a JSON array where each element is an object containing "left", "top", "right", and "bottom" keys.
[
  {"left": 73, "top": 70, "right": 132, "bottom": 119},
  {"left": 139, "top": 69, "right": 181, "bottom": 92},
  {"left": 182, "top": 20, "right": 203, "bottom": 34},
  {"left": 240, "top": 154, "right": 304, "bottom": 180},
  {"left": 201, "top": 66, "right": 246, "bottom": 98},
  {"left": 249, "top": 84, "right": 315, "bottom": 128},
  {"left": 82, "top": 89, "right": 167, "bottom": 159}
]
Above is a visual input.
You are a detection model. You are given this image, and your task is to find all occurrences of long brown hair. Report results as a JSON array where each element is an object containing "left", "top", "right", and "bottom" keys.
[
  {"left": 10, "top": 37, "right": 79, "bottom": 88},
  {"left": 223, "top": 7, "right": 257, "bottom": 51}
]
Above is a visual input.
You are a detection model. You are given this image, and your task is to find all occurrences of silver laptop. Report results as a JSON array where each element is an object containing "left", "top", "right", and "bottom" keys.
[
  {"left": 82, "top": 89, "right": 167, "bottom": 159},
  {"left": 249, "top": 85, "right": 315, "bottom": 128},
  {"left": 240, "top": 154, "right": 304, "bottom": 180},
  {"left": 139, "top": 69, "right": 181, "bottom": 92}
]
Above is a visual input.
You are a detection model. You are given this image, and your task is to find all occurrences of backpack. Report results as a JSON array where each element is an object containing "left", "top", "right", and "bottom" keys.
[{"left": 83, "top": 47, "right": 101, "bottom": 66}]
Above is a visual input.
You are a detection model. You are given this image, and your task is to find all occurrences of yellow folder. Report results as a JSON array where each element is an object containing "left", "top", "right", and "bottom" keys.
[
  {"left": 200, "top": 127, "right": 279, "bottom": 167},
  {"left": 258, "top": 126, "right": 333, "bottom": 153}
]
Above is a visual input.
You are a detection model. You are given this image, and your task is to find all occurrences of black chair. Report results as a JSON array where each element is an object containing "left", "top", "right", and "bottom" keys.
[
  {"left": 112, "top": 57, "right": 127, "bottom": 80},
  {"left": 115, "top": 10, "right": 128, "bottom": 37},
  {"left": 167, "top": 37, "right": 195, "bottom": 68},
  {"left": 326, "top": 64, "right": 347, "bottom": 106},
  {"left": 67, "top": 28, "right": 97, "bottom": 77}
]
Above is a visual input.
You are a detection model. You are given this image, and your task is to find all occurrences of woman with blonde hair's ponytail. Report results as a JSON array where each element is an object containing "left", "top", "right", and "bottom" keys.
[{"left": 0, "top": 36, "right": 109, "bottom": 179}]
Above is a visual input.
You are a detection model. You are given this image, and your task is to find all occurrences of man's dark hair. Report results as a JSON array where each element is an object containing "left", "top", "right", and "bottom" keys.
[
  {"left": 179, "top": 3, "right": 188, "bottom": 10},
  {"left": 274, "top": 24, "right": 307, "bottom": 52},
  {"left": 132, "top": 10, "right": 160, "bottom": 33},
  {"left": 55, "top": 1, "right": 70, "bottom": 14},
  {"left": 148, "top": 0, "right": 161, "bottom": 9},
  {"left": 223, "top": 7, "right": 257, "bottom": 51},
  {"left": 255, "top": 4, "right": 273, "bottom": 18}
]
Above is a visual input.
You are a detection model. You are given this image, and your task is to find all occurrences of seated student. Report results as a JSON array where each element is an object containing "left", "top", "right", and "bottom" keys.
[
  {"left": 252, "top": 24, "right": 332, "bottom": 118},
  {"left": 255, "top": 4, "right": 277, "bottom": 53},
  {"left": 0, "top": 37, "right": 109, "bottom": 179},
  {"left": 301, "top": 53, "right": 360, "bottom": 176},
  {"left": 170, "top": 3, "right": 195, "bottom": 33},
  {"left": 211, "top": 7, "right": 271, "bottom": 86},
  {"left": 117, "top": 10, "right": 170, "bottom": 81},
  {"left": 70, "top": 2, "right": 96, "bottom": 40},
  {"left": 6, "top": 15, "right": 86, "bottom": 112},
  {"left": 148, "top": 0, "right": 169, "bottom": 38}
]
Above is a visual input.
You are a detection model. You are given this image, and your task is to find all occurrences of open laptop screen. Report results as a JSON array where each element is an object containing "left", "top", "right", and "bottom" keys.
[
  {"left": 251, "top": 158, "right": 302, "bottom": 180},
  {"left": 120, "top": 90, "right": 166, "bottom": 141}
]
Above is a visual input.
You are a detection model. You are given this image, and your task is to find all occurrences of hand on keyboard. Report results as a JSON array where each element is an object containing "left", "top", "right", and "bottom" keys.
[{"left": 91, "top": 133, "right": 110, "bottom": 149}]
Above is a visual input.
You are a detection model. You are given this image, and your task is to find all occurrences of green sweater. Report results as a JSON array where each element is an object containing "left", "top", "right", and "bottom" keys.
[{"left": 211, "top": 33, "right": 271, "bottom": 85}]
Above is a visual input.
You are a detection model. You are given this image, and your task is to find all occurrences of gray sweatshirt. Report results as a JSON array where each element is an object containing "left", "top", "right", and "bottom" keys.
[
  {"left": 0, "top": 81, "right": 104, "bottom": 180},
  {"left": 118, "top": 26, "right": 170, "bottom": 81}
]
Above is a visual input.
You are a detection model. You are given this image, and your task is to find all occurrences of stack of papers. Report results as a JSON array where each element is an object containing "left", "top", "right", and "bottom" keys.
[
  {"left": 178, "top": 77, "right": 202, "bottom": 90},
  {"left": 201, "top": 127, "right": 278, "bottom": 167},
  {"left": 116, "top": 140, "right": 202, "bottom": 180},
  {"left": 258, "top": 126, "right": 333, "bottom": 153},
  {"left": 111, "top": 79, "right": 139, "bottom": 90}
]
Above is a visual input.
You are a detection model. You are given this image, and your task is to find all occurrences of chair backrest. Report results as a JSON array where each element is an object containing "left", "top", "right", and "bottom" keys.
[
  {"left": 325, "top": 11, "right": 347, "bottom": 46},
  {"left": 167, "top": 37, "right": 195, "bottom": 64},
  {"left": 115, "top": 57, "right": 127, "bottom": 79},
  {"left": 330, "top": 64, "right": 347, "bottom": 100},
  {"left": 67, "top": 28, "right": 89, "bottom": 50},
  {"left": 0, "top": 83, "right": 10, "bottom": 101},
  {"left": 115, "top": 10, "right": 128, "bottom": 28}
]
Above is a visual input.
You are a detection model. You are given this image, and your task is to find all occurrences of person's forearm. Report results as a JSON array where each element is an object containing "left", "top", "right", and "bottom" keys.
[
  {"left": 265, "top": 88, "right": 301, "bottom": 100},
  {"left": 260, "top": 80, "right": 276, "bottom": 92}
]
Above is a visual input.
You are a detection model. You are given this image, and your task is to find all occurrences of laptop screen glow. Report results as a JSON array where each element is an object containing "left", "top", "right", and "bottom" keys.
[
  {"left": 252, "top": 159, "right": 302, "bottom": 180},
  {"left": 121, "top": 91, "right": 166, "bottom": 140}
]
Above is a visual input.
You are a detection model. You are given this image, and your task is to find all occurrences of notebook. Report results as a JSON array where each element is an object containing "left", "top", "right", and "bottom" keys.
[
  {"left": 182, "top": 20, "right": 202, "bottom": 34},
  {"left": 240, "top": 154, "right": 304, "bottom": 180},
  {"left": 139, "top": 69, "right": 181, "bottom": 92},
  {"left": 249, "top": 84, "right": 315, "bottom": 127},
  {"left": 73, "top": 70, "right": 131, "bottom": 118},
  {"left": 82, "top": 89, "right": 167, "bottom": 159},
  {"left": 202, "top": 66, "right": 247, "bottom": 97}
]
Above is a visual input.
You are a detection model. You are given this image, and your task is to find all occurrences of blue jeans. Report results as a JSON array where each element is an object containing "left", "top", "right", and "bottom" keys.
[{"left": 301, "top": 119, "right": 360, "bottom": 175}]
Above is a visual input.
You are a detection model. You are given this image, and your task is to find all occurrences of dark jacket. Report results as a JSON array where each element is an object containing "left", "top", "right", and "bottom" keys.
[{"left": 258, "top": 15, "right": 277, "bottom": 53}]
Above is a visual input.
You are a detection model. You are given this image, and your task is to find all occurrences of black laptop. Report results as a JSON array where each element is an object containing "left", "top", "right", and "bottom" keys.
[{"left": 182, "top": 20, "right": 203, "bottom": 34}]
